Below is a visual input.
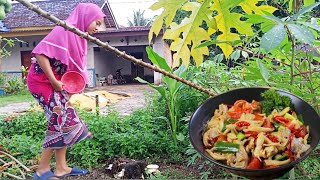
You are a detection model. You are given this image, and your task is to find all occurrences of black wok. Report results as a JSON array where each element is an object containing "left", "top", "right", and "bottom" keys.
[{"left": 189, "top": 87, "right": 320, "bottom": 179}]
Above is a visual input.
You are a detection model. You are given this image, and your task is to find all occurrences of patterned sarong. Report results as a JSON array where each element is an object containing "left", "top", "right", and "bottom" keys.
[{"left": 27, "top": 58, "right": 91, "bottom": 149}]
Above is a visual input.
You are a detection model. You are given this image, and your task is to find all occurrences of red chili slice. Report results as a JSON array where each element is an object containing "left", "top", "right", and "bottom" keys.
[
  {"left": 247, "top": 157, "right": 262, "bottom": 169},
  {"left": 244, "top": 131, "right": 259, "bottom": 137},
  {"left": 236, "top": 121, "right": 250, "bottom": 127},
  {"left": 274, "top": 116, "right": 290, "bottom": 124},
  {"left": 266, "top": 134, "right": 279, "bottom": 143}
]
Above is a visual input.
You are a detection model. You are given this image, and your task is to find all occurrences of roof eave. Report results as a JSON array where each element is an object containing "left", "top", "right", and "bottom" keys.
[{"left": 103, "top": 0, "right": 119, "bottom": 29}]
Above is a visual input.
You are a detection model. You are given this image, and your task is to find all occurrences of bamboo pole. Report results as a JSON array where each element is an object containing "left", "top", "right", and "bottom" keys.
[{"left": 14, "top": 0, "right": 216, "bottom": 97}]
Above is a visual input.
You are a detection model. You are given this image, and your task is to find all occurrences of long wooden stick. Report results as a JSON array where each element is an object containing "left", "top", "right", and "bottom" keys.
[
  {"left": 0, "top": 151, "right": 31, "bottom": 172},
  {"left": 14, "top": 0, "right": 216, "bottom": 97}
]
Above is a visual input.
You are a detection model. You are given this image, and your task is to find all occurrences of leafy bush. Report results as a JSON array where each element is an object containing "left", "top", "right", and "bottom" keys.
[
  {"left": 69, "top": 107, "right": 183, "bottom": 167},
  {"left": 0, "top": 134, "right": 42, "bottom": 162},
  {"left": 5, "top": 77, "right": 27, "bottom": 95},
  {"left": 0, "top": 72, "right": 6, "bottom": 87},
  {"left": 0, "top": 111, "right": 47, "bottom": 141},
  {"left": 145, "top": 91, "right": 167, "bottom": 118}
]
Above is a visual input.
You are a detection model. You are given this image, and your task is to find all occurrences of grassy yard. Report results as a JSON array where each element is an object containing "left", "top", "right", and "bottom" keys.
[{"left": 0, "top": 93, "right": 35, "bottom": 107}]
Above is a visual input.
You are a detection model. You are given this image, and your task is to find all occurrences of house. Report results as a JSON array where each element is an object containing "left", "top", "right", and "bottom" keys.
[{"left": 0, "top": 0, "right": 172, "bottom": 87}]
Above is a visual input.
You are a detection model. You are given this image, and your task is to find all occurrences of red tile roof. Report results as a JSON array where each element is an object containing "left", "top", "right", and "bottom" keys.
[{"left": 3, "top": 0, "right": 117, "bottom": 29}]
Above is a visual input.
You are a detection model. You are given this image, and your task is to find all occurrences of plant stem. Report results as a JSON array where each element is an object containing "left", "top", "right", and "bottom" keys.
[
  {"left": 169, "top": 97, "right": 177, "bottom": 145},
  {"left": 290, "top": 41, "right": 295, "bottom": 85},
  {"left": 285, "top": 24, "right": 295, "bottom": 85}
]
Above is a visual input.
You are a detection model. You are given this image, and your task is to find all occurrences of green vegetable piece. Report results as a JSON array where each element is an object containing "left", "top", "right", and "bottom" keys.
[
  {"left": 260, "top": 89, "right": 294, "bottom": 114},
  {"left": 0, "top": 5, "right": 5, "bottom": 20},
  {"left": 274, "top": 154, "right": 289, "bottom": 161},
  {"left": 284, "top": 113, "right": 303, "bottom": 125},
  {"left": 284, "top": 113, "right": 295, "bottom": 121},
  {"left": 4, "top": 1, "right": 11, "bottom": 14},
  {"left": 213, "top": 141, "right": 240, "bottom": 153},
  {"left": 273, "top": 122, "right": 281, "bottom": 131},
  {"left": 297, "top": 114, "right": 304, "bottom": 124},
  {"left": 237, "top": 132, "right": 246, "bottom": 140},
  {"left": 222, "top": 119, "right": 238, "bottom": 132}
]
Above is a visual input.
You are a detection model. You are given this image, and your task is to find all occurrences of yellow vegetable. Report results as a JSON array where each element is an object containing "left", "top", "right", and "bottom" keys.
[
  {"left": 284, "top": 113, "right": 295, "bottom": 121},
  {"left": 284, "top": 113, "right": 303, "bottom": 125}
]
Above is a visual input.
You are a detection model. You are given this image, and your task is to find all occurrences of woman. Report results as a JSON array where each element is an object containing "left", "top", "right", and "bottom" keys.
[{"left": 27, "top": 3, "right": 105, "bottom": 179}]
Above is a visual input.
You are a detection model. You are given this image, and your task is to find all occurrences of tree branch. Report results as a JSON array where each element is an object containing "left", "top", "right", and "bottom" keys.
[
  {"left": 0, "top": 151, "right": 31, "bottom": 172},
  {"left": 14, "top": 0, "right": 216, "bottom": 97}
]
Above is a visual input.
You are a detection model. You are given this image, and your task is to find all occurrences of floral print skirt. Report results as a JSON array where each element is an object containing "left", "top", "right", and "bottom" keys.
[{"left": 27, "top": 58, "right": 92, "bottom": 149}]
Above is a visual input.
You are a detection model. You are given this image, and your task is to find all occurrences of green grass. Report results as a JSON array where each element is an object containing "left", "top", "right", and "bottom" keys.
[{"left": 0, "top": 93, "right": 35, "bottom": 107}]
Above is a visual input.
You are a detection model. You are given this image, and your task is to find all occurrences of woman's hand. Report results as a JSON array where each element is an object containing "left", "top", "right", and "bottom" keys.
[{"left": 50, "top": 79, "right": 64, "bottom": 91}]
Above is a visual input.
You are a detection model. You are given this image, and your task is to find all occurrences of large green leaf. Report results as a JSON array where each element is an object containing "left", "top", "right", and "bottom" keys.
[
  {"left": 166, "top": 65, "right": 187, "bottom": 95},
  {"left": 289, "top": 2, "right": 320, "bottom": 23},
  {"left": 297, "top": 21, "right": 320, "bottom": 32},
  {"left": 148, "top": 0, "right": 187, "bottom": 43},
  {"left": 245, "top": 14, "right": 275, "bottom": 24},
  {"left": 287, "top": 24, "right": 315, "bottom": 44},
  {"left": 263, "top": 15, "right": 283, "bottom": 24},
  {"left": 230, "top": 50, "right": 241, "bottom": 61},
  {"left": 148, "top": 0, "right": 278, "bottom": 66},
  {"left": 240, "top": 0, "right": 277, "bottom": 15},
  {"left": 304, "top": 0, "right": 315, "bottom": 6},
  {"left": 256, "top": 59, "right": 270, "bottom": 82},
  {"left": 146, "top": 46, "right": 172, "bottom": 72},
  {"left": 196, "top": 39, "right": 242, "bottom": 48},
  {"left": 163, "top": 1, "right": 214, "bottom": 67},
  {"left": 210, "top": 0, "right": 254, "bottom": 58},
  {"left": 261, "top": 24, "right": 287, "bottom": 52}
]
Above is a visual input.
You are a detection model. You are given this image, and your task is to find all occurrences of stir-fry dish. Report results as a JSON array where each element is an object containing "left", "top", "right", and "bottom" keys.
[{"left": 203, "top": 90, "right": 310, "bottom": 169}]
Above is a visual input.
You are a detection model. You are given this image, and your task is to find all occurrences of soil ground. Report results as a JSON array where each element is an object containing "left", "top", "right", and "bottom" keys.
[
  {"left": 0, "top": 84, "right": 154, "bottom": 116},
  {"left": 85, "top": 84, "right": 154, "bottom": 116}
]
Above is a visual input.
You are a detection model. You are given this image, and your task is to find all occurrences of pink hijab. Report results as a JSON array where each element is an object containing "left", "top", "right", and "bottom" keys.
[{"left": 32, "top": 3, "right": 106, "bottom": 83}]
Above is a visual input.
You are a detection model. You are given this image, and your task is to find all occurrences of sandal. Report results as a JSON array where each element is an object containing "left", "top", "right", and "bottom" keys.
[
  {"left": 33, "top": 171, "right": 57, "bottom": 180},
  {"left": 57, "top": 167, "right": 88, "bottom": 178}
]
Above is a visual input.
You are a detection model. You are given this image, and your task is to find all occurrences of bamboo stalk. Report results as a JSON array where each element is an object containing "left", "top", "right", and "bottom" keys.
[{"left": 14, "top": 0, "right": 216, "bottom": 97}]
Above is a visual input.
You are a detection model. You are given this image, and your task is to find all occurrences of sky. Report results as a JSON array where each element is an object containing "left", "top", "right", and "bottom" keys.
[{"left": 108, "top": 0, "right": 162, "bottom": 27}]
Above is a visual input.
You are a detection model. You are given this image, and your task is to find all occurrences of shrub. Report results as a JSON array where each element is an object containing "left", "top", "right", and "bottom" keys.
[
  {"left": 0, "top": 111, "right": 47, "bottom": 141},
  {"left": 0, "top": 134, "right": 42, "bottom": 162},
  {"left": 5, "top": 77, "right": 27, "bottom": 95}
]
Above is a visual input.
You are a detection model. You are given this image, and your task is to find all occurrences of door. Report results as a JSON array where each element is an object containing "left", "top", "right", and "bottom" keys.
[
  {"left": 21, "top": 51, "right": 32, "bottom": 78},
  {"left": 130, "top": 52, "right": 144, "bottom": 81}
]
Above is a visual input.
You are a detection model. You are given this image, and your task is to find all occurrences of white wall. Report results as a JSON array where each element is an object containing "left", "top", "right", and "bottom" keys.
[
  {"left": 152, "top": 35, "right": 172, "bottom": 84},
  {"left": 0, "top": 35, "right": 45, "bottom": 71},
  {"left": 0, "top": 33, "right": 171, "bottom": 86}
]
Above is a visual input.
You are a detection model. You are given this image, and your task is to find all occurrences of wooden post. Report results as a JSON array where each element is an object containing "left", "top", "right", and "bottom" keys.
[{"left": 95, "top": 95, "right": 100, "bottom": 117}]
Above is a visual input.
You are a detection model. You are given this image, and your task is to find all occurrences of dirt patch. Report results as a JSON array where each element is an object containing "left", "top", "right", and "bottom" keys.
[
  {"left": 0, "top": 84, "right": 153, "bottom": 116},
  {"left": 64, "top": 165, "right": 201, "bottom": 179},
  {"left": 85, "top": 84, "right": 154, "bottom": 116}
]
